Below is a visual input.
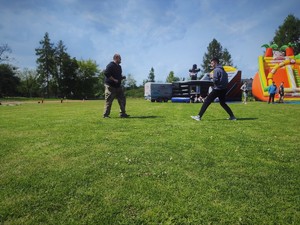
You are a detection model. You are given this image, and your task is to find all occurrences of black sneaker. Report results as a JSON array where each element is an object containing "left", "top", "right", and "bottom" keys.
[
  {"left": 120, "top": 114, "right": 130, "bottom": 118},
  {"left": 103, "top": 115, "right": 111, "bottom": 118}
]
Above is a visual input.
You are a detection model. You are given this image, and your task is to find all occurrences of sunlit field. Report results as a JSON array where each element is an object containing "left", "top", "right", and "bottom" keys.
[{"left": 0, "top": 99, "right": 299, "bottom": 224}]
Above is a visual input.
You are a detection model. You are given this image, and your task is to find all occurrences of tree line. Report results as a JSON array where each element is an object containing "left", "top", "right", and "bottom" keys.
[
  {"left": 144, "top": 38, "right": 235, "bottom": 84},
  {"left": 1, "top": 14, "right": 299, "bottom": 99},
  {"left": 0, "top": 33, "right": 104, "bottom": 99}
]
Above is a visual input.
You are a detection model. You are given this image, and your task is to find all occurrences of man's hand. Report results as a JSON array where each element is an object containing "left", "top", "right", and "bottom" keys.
[{"left": 109, "top": 76, "right": 119, "bottom": 83}]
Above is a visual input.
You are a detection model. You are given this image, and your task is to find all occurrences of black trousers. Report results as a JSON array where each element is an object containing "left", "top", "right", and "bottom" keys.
[
  {"left": 198, "top": 88, "right": 234, "bottom": 118},
  {"left": 268, "top": 93, "right": 275, "bottom": 103}
]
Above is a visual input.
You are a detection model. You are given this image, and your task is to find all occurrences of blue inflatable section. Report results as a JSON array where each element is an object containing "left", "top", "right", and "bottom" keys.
[{"left": 171, "top": 97, "right": 190, "bottom": 103}]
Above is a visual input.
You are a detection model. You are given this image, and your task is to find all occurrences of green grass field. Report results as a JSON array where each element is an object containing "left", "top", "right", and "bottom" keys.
[{"left": 0, "top": 99, "right": 299, "bottom": 224}]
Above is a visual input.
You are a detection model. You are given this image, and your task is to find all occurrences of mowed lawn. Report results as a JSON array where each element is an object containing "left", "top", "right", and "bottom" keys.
[{"left": 0, "top": 99, "right": 299, "bottom": 224}]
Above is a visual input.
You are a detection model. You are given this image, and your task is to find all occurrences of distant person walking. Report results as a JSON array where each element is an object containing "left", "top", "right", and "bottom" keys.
[
  {"left": 240, "top": 81, "right": 248, "bottom": 104},
  {"left": 191, "top": 58, "right": 236, "bottom": 121},
  {"left": 268, "top": 81, "right": 277, "bottom": 104},
  {"left": 278, "top": 82, "right": 284, "bottom": 103},
  {"left": 103, "top": 53, "right": 130, "bottom": 118}
]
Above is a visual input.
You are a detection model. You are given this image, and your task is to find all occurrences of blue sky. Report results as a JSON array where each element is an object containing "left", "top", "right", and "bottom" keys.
[{"left": 0, "top": 0, "right": 299, "bottom": 85}]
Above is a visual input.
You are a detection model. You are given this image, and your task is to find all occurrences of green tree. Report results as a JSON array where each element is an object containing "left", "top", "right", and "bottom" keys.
[
  {"left": 124, "top": 74, "right": 137, "bottom": 89},
  {"left": 0, "top": 64, "right": 20, "bottom": 97},
  {"left": 125, "top": 87, "right": 144, "bottom": 98},
  {"left": 18, "top": 68, "right": 40, "bottom": 97},
  {"left": 143, "top": 67, "right": 155, "bottom": 84},
  {"left": 201, "top": 39, "right": 234, "bottom": 73},
  {"left": 76, "top": 59, "right": 100, "bottom": 99},
  {"left": 53, "top": 40, "right": 69, "bottom": 97},
  {"left": 166, "top": 71, "right": 180, "bottom": 83},
  {"left": 97, "top": 70, "right": 106, "bottom": 98},
  {"left": 35, "top": 32, "right": 56, "bottom": 97},
  {"left": 59, "top": 57, "right": 78, "bottom": 99},
  {"left": 52, "top": 40, "right": 81, "bottom": 98},
  {"left": 273, "top": 14, "right": 300, "bottom": 55},
  {"left": 222, "top": 48, "right": 233, "bottom": 66},
  {"left": 0, "top": 44, "right": 12, "bottom": 63}
]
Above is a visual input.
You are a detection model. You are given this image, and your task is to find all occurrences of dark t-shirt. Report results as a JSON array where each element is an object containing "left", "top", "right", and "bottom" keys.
[
  {"left": 279, "top": 85, "right": 284, "bottom": 95},
  {"left": 104, "top": 61, "right": 123, "bottom": 88}
]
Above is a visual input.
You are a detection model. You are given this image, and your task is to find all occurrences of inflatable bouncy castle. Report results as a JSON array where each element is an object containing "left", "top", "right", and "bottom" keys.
[
  {"left": 252, "top": 43, "right": 300, "bottom": 101},
  {"left": 171, "top": 65, "right": 242, "bottom": 102}
]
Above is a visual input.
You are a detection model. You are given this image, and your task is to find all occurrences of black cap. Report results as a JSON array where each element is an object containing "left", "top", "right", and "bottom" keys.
[{"left": 189, "top": 64, "right": 200, "bottom": 72}]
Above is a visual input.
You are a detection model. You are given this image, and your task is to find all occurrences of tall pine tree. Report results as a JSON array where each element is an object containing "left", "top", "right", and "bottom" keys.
[
  {"left": 35, "top": 32, "right": 56, "bottom": 97},
  {"left": 148, "top": 67, "right": 155, "bottom": 82},
  {"left": 222, "top": 48, "right": 233, "bottom": 66},
  {"left": 54, "top": 40, "right": 68, "bottom": 97},
  {"left": 201, "top": 39, "right": 233, "bottom": 73},
  {"left": 143, "top": 67, "right": 155, "bottom": 84}
]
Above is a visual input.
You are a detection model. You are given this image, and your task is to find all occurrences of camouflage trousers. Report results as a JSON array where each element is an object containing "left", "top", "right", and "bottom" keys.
[{"left": 103, "top": 84, "right": 126, "bottom": 116}]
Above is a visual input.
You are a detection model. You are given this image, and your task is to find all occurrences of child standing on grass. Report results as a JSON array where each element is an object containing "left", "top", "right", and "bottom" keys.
[
  {"left": 268, "top": 81, "right": 277, "bottom": 104},
  {"left": 278, "top": 82, "right": 284, "bottom": 103},
  {"left": 240, "top": 81, "right": 248, "bottom": 104}
]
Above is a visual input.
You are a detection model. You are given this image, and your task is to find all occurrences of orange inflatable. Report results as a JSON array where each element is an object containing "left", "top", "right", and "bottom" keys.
[{"left": 252, "top": 44, "right": 300, "bottom": 101}]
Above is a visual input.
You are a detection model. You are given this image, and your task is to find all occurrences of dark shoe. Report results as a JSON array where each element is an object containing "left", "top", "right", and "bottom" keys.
[
  {"left": 120, "top": 114, "right": 130, "bottom": 118},
  {"left": 103, "top": 115, "right": 111, "bottom": 118}
]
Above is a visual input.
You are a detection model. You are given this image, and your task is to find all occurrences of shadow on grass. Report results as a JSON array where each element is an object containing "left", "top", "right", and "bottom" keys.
[
  {"left": 211, "top": 117, "right": 258, "bottom": 121},
  {"left": 124, "top": 115, "right": 161, "bottom": 119},
  {"left": 236, "top": 117, "right": 258, "bottom": 121}
]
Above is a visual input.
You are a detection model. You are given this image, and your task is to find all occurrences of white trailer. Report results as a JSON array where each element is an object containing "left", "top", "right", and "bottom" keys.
[{"left": 144, "top": 82, "right": 173, "bottom": 102}]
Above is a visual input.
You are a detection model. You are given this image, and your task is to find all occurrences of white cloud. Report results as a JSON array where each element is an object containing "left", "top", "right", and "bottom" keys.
[{"left": 1, "top": 0, "right": 299, "bottom": 85}]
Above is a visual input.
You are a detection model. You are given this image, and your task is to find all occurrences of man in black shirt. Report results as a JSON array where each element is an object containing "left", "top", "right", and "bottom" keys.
[{"left": 103, "top": 54, "right": 129, "bottom": 118}]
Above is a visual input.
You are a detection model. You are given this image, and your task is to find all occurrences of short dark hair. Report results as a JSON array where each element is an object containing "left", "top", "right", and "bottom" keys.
[
  {"left": 113, "top": 54, "right": 121, "bottom": 60},
  {"left": 211, "top": 57, "right": 219, "bottom": 64}
]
